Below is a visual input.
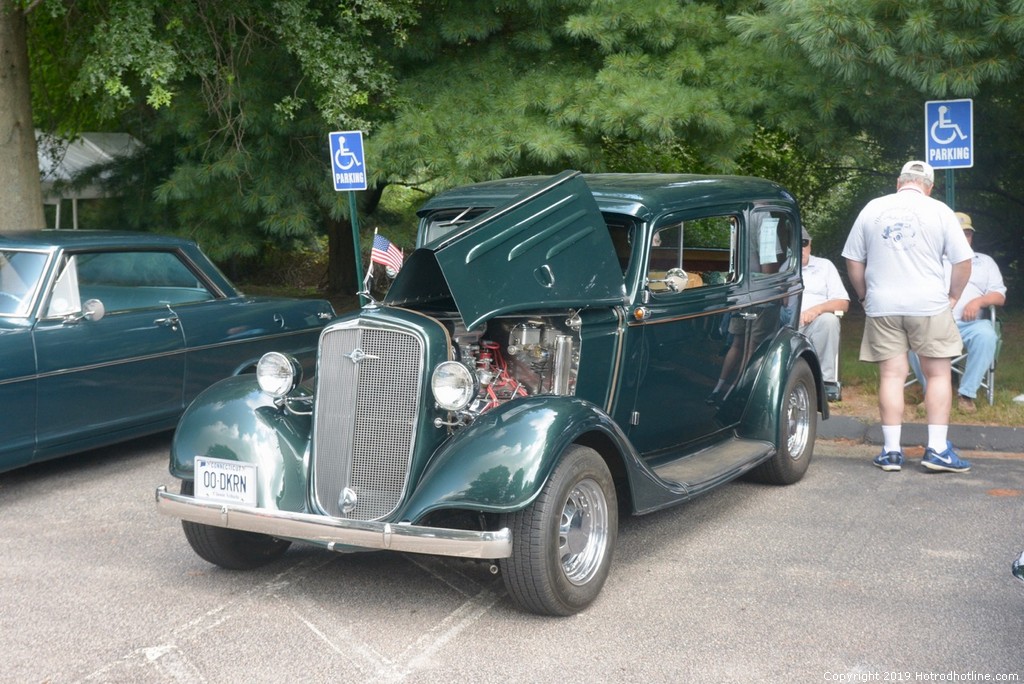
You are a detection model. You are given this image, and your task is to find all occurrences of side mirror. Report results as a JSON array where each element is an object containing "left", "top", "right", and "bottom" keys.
[{"left": 82, "top": 298, "right": 105, "bottom": 322}]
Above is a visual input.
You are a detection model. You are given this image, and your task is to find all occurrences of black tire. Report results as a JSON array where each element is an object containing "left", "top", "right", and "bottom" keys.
[
  {"left": 179, "top": 480, "right": 291, "bottom": 570},
  {"left": 750, "top": 358, "right": 817, "bottom": 485},
  {"left": 499, "top": 445, "right": 617, "bottom": 616}
]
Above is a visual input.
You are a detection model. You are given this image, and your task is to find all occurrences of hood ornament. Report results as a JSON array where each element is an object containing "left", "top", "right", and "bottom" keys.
[{"left": 344, "top": 348, "right": 379, "bottom": 364}]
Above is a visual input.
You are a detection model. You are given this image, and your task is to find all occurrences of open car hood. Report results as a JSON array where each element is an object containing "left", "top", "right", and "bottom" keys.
[{"left": 385, "top": 171, "right": 626, "bottom": 330}]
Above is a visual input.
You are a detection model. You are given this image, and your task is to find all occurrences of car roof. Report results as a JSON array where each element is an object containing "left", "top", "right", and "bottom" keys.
[
  {"left": 417, "top": 173, "right": 797, "bottom": 222},
  {"left": 0, "top": 230, "right": 198, "bottom": 251}
]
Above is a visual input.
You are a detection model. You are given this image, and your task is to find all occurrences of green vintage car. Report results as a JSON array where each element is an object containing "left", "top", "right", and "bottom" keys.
[{"left": 157, "top": 171, "right": 827, "bottom": 615}]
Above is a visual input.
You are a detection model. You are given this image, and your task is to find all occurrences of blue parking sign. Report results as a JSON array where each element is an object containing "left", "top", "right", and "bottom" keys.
[
  {"left": 329, "top": 131, "right": 367, "bottom": 191},
  {"left": 925, "top": 99, "right": 973, "bottom": 169}
]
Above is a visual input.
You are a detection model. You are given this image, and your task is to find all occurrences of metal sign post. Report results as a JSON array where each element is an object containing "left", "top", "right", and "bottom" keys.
[
  {"left": 329, "top": 131, "right": 368, "bottom": 300},
  {"left": 924, "top": 99, "right": 973, "bottom": 209}
]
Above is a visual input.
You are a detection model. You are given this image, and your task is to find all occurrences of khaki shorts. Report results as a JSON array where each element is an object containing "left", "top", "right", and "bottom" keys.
[{"left": 860, "top": 313, "right": 963, "bottom": 363}]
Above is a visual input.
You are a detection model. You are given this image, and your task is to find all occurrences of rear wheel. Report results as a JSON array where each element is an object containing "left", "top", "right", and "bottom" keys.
[
  {"left": 499, "top": 445, "right": 617, "bottom": 616},
  {"left": 750, "top": 358, "right": 816, "bottom": 484},
  {"left": 179, "top": 480, "right": 291, "bottom": 570}
]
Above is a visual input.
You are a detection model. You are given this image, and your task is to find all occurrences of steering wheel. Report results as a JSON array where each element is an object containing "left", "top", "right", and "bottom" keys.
[{"left": 664, "top": 268, "right": 690, "bottom": 292}]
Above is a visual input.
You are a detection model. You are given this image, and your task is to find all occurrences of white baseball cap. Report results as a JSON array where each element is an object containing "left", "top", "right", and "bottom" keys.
[{"left": 900, "top": 160, "right": 935, "bottom": 184}]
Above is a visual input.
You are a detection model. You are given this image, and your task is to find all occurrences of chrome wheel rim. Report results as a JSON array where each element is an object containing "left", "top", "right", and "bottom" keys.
[
  {"left": 785, "top": 381, "right": 811, "bottom": 460},
  {"left": 559, "top": 478, "right": 609, "bottom": 586}
]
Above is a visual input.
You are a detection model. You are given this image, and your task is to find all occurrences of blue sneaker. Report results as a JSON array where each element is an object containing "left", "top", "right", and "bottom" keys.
[
  {"left": 922, "top": 441, "right": 972, "bottom": 473},
  {"left": 873, "top": 450, "right": 904, "bottom": 471}
]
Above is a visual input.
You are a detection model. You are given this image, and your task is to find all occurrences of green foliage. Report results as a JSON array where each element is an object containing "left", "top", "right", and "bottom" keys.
[
  {"left": 372, "top": 1, "right": 772, "bottom": 192},
  {"left": 27, "top": 0, "right": 417, "bottom": 270},
  {"left": 19, "top": 0, "right": 1024, "bottom": 300}
]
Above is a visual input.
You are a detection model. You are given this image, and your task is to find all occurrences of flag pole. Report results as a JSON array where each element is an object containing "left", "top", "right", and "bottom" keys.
[{"left": 362, "top": 228, "right": 377, "bottom": 292}]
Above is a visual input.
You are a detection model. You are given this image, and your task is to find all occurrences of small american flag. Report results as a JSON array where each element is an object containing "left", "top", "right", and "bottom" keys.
[{"left": 370, "top": 233, "right": 403, "bottom": 274}]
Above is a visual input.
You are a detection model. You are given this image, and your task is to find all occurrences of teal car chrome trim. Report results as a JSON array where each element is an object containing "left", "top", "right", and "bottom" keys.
[
  {"left": 156, "top": 487, "right": 513, "bottom": 559},
  {"left": 0, "top": 328, "right": 318, "bottom": 385},
  {"left": 603, "top": 307, "right": 627, "bottom": 414}
]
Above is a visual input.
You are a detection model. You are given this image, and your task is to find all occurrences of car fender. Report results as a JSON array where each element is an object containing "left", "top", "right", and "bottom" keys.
[
  {"left": 397, "top": 396, "right": 632, "bottom": 522},
  {"left": 737, "top": 329, "right": 825, "bottom": 443},
  {"left": 170, "top": 375, "right": 313, "bottom": 513}
]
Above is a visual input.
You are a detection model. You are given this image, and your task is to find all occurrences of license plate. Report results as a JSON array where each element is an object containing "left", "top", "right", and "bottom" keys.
[{"left": 194, "top": 457, "right": 258, "bottom": 506}]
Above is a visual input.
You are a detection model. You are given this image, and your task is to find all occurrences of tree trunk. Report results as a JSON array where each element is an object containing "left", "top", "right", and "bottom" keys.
[
  {"left": 0, "top": 1, "right": 44, "bottom": 231},
  {"left": 326, "top": 215, "right": 358, "bottom": 295}
]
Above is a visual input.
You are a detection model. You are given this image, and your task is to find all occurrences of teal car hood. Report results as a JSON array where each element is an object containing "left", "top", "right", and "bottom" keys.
[{"left": 385, "top": 171, "right": 626, "bottom": 330}]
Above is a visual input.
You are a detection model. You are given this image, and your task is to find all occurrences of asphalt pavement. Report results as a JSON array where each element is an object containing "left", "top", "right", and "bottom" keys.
[{"left": 3, "top": 431, "right": 1024, "bottom": 682}]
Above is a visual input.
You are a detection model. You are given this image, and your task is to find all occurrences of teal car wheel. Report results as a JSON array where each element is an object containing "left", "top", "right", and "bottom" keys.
[
  {"left": 179, "top": 480, "right": 291, "bottom": 570},
  {"left": 499, "top": 445, "right": 617, "bottom": 616},
  {"left": 751, "top": 358, "right": 816, "bottom": 485}
]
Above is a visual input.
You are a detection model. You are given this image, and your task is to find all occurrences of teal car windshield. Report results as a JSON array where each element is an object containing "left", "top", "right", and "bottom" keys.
[{"left": 0, "top": 249, "right": 49, "bottom": 317}]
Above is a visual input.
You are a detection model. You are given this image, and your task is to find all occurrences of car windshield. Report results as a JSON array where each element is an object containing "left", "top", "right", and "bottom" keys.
[
  {"left": 419, "top": 207, "right": 492, "bottom": 246},
  {"left": 0, "top": 249, "right": 48, "bottom": 317}
]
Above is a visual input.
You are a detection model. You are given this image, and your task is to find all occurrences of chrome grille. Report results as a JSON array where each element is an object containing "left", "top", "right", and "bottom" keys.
[{"left": 313, "top": 324, "right": 423, "bottom": 521}]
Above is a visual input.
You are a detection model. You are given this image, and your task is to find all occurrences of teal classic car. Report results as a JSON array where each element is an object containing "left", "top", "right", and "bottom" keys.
[
  {"left": 157, "top": 171, "right": 827, "bottom": 615},
  {"left": 0, "top": 230, "right": 334, "bottom": 473}
]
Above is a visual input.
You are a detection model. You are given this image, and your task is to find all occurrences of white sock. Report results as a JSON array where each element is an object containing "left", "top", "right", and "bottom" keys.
[
  {"left": 927, "top": 425, "right": 949, "bottom": 453},
  {"left": 882, "top": 425, "right": 902, "bottom": 454}
]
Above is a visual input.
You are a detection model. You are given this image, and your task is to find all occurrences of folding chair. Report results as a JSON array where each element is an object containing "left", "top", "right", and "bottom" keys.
[{"left": 905, "top": 305, "right": 1000, "bottom": 405}]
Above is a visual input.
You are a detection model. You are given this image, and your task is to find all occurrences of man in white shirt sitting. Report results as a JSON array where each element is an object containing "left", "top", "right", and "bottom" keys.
[
  {"left": 799, "top": 227, "right": 850, "bottom": 401},
  {"left": 910, "top": 211, "right": 1007, "bottom": 412}
]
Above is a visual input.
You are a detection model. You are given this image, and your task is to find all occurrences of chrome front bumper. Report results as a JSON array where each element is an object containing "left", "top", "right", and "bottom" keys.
[{"left": 155, "top": 486, "right": 512, "bottom": 559}]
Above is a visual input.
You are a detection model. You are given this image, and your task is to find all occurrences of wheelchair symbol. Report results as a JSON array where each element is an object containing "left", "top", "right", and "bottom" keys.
[
  {"left": 930, "top": 106, "right": 968, "bottom": 145},
  {"left": 333, "top": 136, "right": 362, "bottom": 171}
]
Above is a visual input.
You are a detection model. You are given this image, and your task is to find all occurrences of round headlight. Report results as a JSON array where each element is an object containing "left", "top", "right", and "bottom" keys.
[
  {"left": 256, "top": 352, "right": 302, "bottom": 398},
  {"left": 431, "top": 361, "right": 477, "bottom": 411}
]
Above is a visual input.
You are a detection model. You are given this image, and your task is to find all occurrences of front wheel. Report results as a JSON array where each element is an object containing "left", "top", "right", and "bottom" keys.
[
  {"left": 179, "top": 480, "right": 291, "bottom": 570},
  {"left": 750, "top": 357, "right": 817, "bottom": 484},
  {"left": 499, "top": 445, "right": 617, "bottom": 616}
]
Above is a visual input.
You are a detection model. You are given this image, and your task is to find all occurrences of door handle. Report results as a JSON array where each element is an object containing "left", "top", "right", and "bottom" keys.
[{"left": 155, "top": 315, "right": 180, "bottom": 331}]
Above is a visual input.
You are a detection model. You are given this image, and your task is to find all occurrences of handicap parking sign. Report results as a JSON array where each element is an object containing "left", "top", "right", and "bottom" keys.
[
  {"left": 329, "top": 131, "right": 367, "bottom": 191},
  {"left": 925, "top": 99, "right": 973, "bottom": 169}
]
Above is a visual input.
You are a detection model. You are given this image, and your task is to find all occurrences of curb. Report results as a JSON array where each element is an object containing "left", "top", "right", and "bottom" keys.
[{"left": 817, "top": 415, "right": 1024, "bottom": 453}]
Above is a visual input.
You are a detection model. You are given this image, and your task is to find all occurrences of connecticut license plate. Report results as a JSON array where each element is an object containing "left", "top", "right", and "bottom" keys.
[{"left": 194, "top": 457, "right": 257, "bottom": 506}]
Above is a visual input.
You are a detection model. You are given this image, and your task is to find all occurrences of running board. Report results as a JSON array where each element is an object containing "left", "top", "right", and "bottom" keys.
[{"left": 651, "top": 436, "right": 774, "bottom": 489}]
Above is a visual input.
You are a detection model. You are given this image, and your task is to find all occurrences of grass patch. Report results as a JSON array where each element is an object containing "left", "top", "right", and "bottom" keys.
[{"left": 837, "top": 308, "right": 1024, "bottom": 426}]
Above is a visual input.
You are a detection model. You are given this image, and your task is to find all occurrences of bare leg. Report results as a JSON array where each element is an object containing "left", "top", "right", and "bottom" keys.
[
  {"left": 919, "top": 355, "right": 953, "bottom": 425},
  {"left": 878, "top": 354, "right": 909, "bottom": 426}
]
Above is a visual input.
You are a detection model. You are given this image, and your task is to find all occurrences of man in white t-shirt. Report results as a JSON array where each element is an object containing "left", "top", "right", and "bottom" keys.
[
  {"left": 909, "top": 211, "right": 1007, "bottom": 412},
  {"left": 799, "top": 227, "right": 849, "bottom": 399},
  {"left": 842, "top": 160, "right": 974, "bottom": 473}
]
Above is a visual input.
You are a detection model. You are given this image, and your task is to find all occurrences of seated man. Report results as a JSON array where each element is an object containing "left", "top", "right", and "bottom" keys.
[
  {"left": 799, "top": 227, "right": 850, "bottom": 399},
  {"left": 909, "top": 211, "right": 1006, "bottom": 412}
]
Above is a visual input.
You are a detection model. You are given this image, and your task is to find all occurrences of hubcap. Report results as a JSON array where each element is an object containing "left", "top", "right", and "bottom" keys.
[
  {"left": 558, "top": 478, "right": 609, "bottom": 586},
  {"left": 786, "top": 381, "right": 811, "bottom": 459}
]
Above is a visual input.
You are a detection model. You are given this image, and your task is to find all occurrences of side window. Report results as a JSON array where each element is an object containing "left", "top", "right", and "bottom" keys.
[
  {"left": 0, "top": 250, "right": 48, "bottom": 317},
  {"left": 647, "top": 215, "right": 737, "bottom": 293},
  {"left": 605, "top": 215, "right": 639, "bottom": 275},
  {"left": 749, "top": 209, "right": 797, "bottom": 279},
  {"left": 46, "top": 256, "right": 82, "bottom": 318},
  {"left": 75, "top": 251, "right": 214, "bottom": 312}
]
